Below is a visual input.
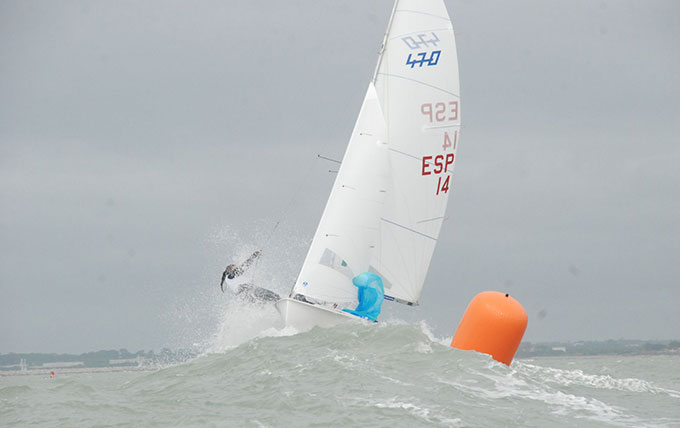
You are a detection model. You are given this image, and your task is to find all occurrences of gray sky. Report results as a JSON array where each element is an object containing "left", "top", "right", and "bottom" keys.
[{"left": 1, "top": 0, "right": 678, "bottom": 353}]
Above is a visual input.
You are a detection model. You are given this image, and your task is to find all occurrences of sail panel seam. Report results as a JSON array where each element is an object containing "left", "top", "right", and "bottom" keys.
[
  {"left": 425, "top": 123, "right": 461, "bottom": 130},
  {"left": 388, "top": 147, "right": 420, "bottom": 160},
  {"left": 395, "top": 9, "right": 449, "bottom": 21},
  {"left": 388, "top": 27, "right": 453, "bottom": 41},
  {"left": 416, "top": 216, "right": 445, "bottom": 224},
  {"left": 380, "top": 217, "right": 437, "bottom": 241},
  {"left": 376, "top": 72, "right": 460, "bottom": 98}
]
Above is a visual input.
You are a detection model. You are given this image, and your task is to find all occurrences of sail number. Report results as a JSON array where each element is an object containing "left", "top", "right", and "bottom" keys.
[
  {"left": 422, "top": 151, "right": 454, "bottom": 195},
  {"left": 421, "top": 101, "right": 458, "bottom": 122},
  {"left": 422, "top": 154, "right": 454, "bottom": 176},
  {"left": 442, "top": 130, "right": 458, "bottom": 151},
  {"left": 422, "top": 130, "right": 458, "bottom": 196},
  {"left": 420, "top": 101, "right": 460, "bottom": 195},
  {"left": 406, "top": 50, "right": 441, "bottom": 68},
  {"left": 402, "top": 32, "right": 440, "bottom": 49}
]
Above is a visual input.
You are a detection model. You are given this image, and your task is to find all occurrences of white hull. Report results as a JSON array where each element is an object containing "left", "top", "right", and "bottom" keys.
[{"left": 275, "top": 298, "right": 358, "bottom": 331}]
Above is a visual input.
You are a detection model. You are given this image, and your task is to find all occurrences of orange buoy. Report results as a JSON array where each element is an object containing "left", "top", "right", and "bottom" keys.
[{"left": 451, "top": 291, "right": 528, "bottom": 365}]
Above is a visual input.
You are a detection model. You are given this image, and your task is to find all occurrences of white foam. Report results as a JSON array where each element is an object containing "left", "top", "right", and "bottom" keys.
[
  {"left": 378, "top": 374, "right": 415, "bottom": 387},
  {"left": 438, "top": 374, "right": 634, "bottom": 426},
  {"left": 418, "top": 320, "right": 453, "bottom": 347},
  {"left": 257, "top": 325, "right": 300, "bottom": 339},
  {"left": 437, "top": 360, "right": 678, "bottom": 428},
  {"left": 372, "top": 397, "right": 464, "bottom": 427},
  {"left": 373, "top": 398, "right": 432, "bottom": 420},
  {"left": 416, "top": 342, "right": 434, "bottom": 354},
  {"left": 516, "top": 362, "right": 680, "bottom": 398},
  {"left": 198, "top": 224, "right": 310, "bottom": 353},
  {"left": 206, "top": 299, "right": 284, "bottom": 353}
]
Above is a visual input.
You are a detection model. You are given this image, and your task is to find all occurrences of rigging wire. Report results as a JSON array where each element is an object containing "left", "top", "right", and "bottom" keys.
[{"left": 250, "top": 149, "right": 341, "bottom": 284}]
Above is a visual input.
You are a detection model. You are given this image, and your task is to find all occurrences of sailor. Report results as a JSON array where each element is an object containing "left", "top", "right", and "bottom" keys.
[
  {"left": 220, "top": 250, "right": 280, "bottom": 303},
  {"left": 342, "top": 272, "right": 385, "bottom": 322}
]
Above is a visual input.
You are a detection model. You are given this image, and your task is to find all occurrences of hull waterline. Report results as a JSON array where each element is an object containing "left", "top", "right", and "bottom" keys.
[{"left": 275, "top": 298, "right": 358, "bottom": 331}]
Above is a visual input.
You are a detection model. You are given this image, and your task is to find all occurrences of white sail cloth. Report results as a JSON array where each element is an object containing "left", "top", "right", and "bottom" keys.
[
  {"left": 291, "top": 85, "right": 388, "bottom": 304},
  {"left": 372, "top": 0, "right": 460, "bottom": 304},
  {"left": 292, "top": 0, "right": 460, "bottom": 306}
]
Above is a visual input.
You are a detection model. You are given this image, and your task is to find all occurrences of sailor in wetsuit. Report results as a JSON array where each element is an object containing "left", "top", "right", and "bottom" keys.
[{"left": 220, "top": 250, "right": 280, "bottom": 303}]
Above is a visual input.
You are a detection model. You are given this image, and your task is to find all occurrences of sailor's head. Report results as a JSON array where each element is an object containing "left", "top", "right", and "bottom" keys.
[{"left": 225, "top": 264, "right": 238, "bottom": 279}]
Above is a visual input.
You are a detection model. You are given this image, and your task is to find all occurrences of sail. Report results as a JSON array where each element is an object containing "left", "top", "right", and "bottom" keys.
[
  {"left": 371, "top": 0, "right": 460, "bottom": 304},
  {"left": 291, "top": 84, "right": 389, "bottom": 304},
  {"left": 291, "top": 0, "right": 460, "bottom": 307}
]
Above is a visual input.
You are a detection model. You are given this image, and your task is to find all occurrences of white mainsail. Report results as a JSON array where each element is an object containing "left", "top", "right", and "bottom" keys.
[
  {"left": 291, "top": 84, "right": 389, "bottom": 304},
  {"left": 372, "top": 0, "right": 460, "bottom": 304},
  {"left": 290, "top": 0, "right": 460, "bottom": 307}
]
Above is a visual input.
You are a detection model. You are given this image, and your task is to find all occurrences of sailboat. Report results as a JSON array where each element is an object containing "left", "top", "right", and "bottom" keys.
[{"left": 276, "top": 0, "right": 460, "bottom": 329}]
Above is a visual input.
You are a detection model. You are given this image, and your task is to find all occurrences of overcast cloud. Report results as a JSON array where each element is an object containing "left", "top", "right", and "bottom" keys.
[{"left": 1, "top": 0, "right": 678, "bottom": 353}]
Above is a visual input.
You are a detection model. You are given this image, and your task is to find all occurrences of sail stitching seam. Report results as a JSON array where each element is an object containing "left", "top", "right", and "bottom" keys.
[
  {"left": 388, "top": 147, "right": 420, "bottom": 161},
  {"left": 380, "top": 217, "right": 437, "bottom": 241},
  {"left": 377, "top": 72, "right": 460, "bottom": 98},
  {"left": 389, "top": 27, "right": 453, "bottom": 41},
  {"left": 395, "top": 9, "right": 450, "bottom": 21}
]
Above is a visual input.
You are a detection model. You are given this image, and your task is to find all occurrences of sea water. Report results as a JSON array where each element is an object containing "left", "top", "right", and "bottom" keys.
[{"left": 2, "top": 304, "right": 679, "bottom": 427}]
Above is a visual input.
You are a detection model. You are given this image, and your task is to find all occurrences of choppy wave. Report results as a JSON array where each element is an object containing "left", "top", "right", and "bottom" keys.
[
  {"left": 2, "top": 304, "right": 679, "bottom": 427},
  {"left": 516, "top": 362, "right": 680, "bottom": 398}
]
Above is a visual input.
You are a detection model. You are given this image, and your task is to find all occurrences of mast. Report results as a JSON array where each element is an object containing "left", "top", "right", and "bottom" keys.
[{"left": 372, "top": 0, "right": 399, "bottom": 84}]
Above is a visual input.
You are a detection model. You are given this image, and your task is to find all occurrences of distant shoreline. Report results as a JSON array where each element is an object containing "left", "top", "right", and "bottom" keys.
[
  {"left": 0, "top": 348, "right": 196, "bottom": 376},
  {"left": 515, "top": 339, "right": 680, "bottom": 359},
  {"left": 2, "top": 339, "right": 678, "bottom": 374},
  {"left": 0, "top": 365, "right": 158, "bottom": 377},
  {"left": 517, "top": 350, "right": 680, "bottom": 359},
  {"left": 2, "top": 350, "right": 679, "bottom": 377}
]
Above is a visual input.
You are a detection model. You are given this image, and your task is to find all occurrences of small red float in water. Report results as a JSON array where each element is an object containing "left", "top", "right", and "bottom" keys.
[{"left": 50, "top": 371, "right": 55, "bottom": 378}]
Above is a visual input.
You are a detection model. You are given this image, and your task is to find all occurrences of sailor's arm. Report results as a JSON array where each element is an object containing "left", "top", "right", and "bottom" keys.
[
  {"left": 220, "top": 269, "right": 228, "bottom": 292},
  {"left": 239, "top": 250, "right": 261, "bottom": 272},
  {"left": 220, "top": 251, "right": 261, "bottom": 291}
]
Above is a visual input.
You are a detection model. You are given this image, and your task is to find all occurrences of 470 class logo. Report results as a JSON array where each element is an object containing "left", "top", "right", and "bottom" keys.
[
  {"left": 402, "top": 32, "right": 442, "bottom": 68},
  {"left": 406, "top": 50, "right": 441, "bottom": 68},
  {"left": 401, "top": 32, "right": 440, "bottom": 49}
]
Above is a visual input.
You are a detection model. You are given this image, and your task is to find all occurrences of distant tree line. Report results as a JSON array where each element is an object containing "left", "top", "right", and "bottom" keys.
[
  {"left": 0, "top": 348, "right": 192, "bottom": 370},
  {"left": 516, "top": 339, "right": 680, "bottom": 358},
  {"left": 2, "top": 340, "right": 678, "bottom": 370}
]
